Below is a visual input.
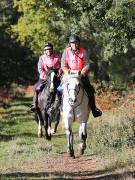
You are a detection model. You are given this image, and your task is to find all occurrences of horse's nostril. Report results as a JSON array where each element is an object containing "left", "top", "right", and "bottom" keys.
[
  {"left": 69, "top": 98, "right": 76, "bottom": 103},
  {"left": 69, "top": 98, "right": 72, "bottom": 102}
]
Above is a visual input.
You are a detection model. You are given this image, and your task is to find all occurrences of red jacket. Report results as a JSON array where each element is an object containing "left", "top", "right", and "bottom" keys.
[
  {"left": 61, "top": 47, "right": 90, "bottom": 74},
  {"left": 38, "top": 54, "right": 60, "bottom": 80}
]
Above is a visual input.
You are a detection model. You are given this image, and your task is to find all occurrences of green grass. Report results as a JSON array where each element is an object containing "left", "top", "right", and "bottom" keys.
[
  {"left": 86, "top": 108, "right": 135, "bottom": 170},
  {"left": 0, "top": 95, "right": 79, "bottom": 168},
  {"left": 0, "top": 94, "right": 135, "bottom": 173}
]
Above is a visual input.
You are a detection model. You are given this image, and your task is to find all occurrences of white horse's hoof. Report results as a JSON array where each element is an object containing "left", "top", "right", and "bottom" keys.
[
  {"left": 38, "top": 132, "right": 42, "bottom": 138},
  {"left": 47, "top": 127, "right": 51, "bottom": 135},
  {"left": 78, "top": 143, "right": 86, "bottom": 155},
  {"left": 50, "top": 128, "right": 55, "bottom": 134},
  {"left": 67, "top": 149, "right": 75, "bottom": 158}
]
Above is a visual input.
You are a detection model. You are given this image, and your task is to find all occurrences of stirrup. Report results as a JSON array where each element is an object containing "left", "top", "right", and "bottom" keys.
[{"left": 28, "top": 104, "right": 36, "bottom": 113}]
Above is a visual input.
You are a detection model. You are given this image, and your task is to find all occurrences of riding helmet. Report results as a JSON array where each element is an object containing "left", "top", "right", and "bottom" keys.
[
  {"left": 69, "top": 35, "right": 80, "bottom": 43},
  {"left": 44, "top": 42, "right": 53, "bottom": 50}
]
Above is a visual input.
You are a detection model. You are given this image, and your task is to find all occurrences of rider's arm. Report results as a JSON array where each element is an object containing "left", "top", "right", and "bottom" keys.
[
  {"left": 38, "top": 56, "right": 47, "bottom": 80},
  {"left": 54, "top": 55, "right": 62, "bottom": 77},
  {"left": 61, "top": 49, "right": 69, "bottom": 73},
  {"left": 81, "top": 49, "right": 94, "bottom": 75},
  {"left": 55, "top": 55, "right": 61, "bottom": 69},
  {"left": 38, "top": 56, "right": 43, "bottom": 75}
]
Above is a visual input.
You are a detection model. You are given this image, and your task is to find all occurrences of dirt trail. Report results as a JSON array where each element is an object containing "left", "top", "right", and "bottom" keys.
[
  {"left": 0, "top": 87, "right": 135, "bottom": 179},
  {"left": 1, "top": 153, "right": 135, "bottom": 179}
]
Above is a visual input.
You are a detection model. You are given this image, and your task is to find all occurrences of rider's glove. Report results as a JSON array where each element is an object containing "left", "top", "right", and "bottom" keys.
[
  {"left": 80, "top": 69, "right": 87, "bottom": 77},
  {"left": 57, "top": 69, "right": 63, "bottom": 78}
]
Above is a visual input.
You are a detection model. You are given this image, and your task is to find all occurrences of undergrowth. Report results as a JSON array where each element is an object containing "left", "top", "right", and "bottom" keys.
[{"left": 0, "top": 86, "right": 135, "bottom": 171}]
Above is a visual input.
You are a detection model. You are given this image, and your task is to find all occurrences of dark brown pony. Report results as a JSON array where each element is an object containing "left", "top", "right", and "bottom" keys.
[{"left": 35, "top": 67, "right": 61, "bottom": 140}]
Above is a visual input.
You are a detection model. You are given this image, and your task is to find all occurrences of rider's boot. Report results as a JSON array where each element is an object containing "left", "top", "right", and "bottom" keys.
[
  {"left": 81, "top": 76, "right": 102, "bottom": 118},
  {"left": 29, "top": 91, "right": 38, "bottom": 112},
  {"left": 89, "top": 94, "right": 102, "bottom": 118}
]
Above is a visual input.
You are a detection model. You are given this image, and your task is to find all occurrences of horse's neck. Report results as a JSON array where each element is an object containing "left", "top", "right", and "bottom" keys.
[{"left": 76, "top": 85, "right": 84, "bottom": 102}]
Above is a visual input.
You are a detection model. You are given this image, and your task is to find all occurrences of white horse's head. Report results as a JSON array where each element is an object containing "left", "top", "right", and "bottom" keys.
[{"left": 65, "top": 73, "right": 83, "bottom": 106}]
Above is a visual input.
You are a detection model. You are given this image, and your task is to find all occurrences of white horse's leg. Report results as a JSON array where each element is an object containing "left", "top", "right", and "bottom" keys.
[
  {"left": 66, "top": 128, "right": 75, "bottom": 158},
  {"left": 50, "top": 128, "right": 55, "bottom": 134},
  {"left": 79, "top": 122, "right": 87, "bottom": 155},
  {"left": 38, "top": 119, "right": 43, "bottom": 138},
  {"left": 64, "top": 118, "right": 75, "bottom": 158},
  {"left": 48, "top": 126, "right": 51, "bottom": 136}
]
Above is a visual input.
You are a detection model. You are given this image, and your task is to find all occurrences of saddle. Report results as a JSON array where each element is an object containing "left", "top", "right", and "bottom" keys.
[{"left": 36, "top": 81, "right": 47, "bottom": 93}]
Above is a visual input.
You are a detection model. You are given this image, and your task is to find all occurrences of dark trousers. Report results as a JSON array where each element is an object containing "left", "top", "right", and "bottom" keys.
[
  {"left": 81, "top": 76, "right": 96, "bottom": 110},
  {"left": 33, "top": 79, "right": 46, "bottom": 106}
]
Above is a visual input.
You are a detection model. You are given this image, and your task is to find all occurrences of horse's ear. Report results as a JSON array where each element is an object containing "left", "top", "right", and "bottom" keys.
[
  {"left": 46, "top": 66, "right": 54, "bottom": 71},
  {"left": 54, "top": 69, "right": 59, "bottom": 74},
  {"left": 46, "top": 66, "right": 51, "bottom": 71}
]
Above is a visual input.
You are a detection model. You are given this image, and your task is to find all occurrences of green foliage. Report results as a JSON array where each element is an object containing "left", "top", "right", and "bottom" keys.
[
  {"left": 0, "top": 95, "right": 67, "bottom": 169},
  {"left": 87, "top": 107, "right": 135, "bottom": 156},
  {"left": 0, "top": 0, "right": 38, "bottom": 86},
  {"left": 0, "top": 0, "right": 135, "bottom": 86},
  {"left": 0, "top": 0, "right": 14, "bottom": 27},
  {"left": 10, "top": 0, "right": 59, "bottom": 54},
  {"left": 0, "top": 94, "right": 135, "bottom": 170},
  {"left": 102, "top": 0, "right": 135, "bottom": 58},
  {"left": 109, "top": 48, "right": 135, "bottom": 86},
  {"left": 48, "top": 0, "right": 135, "bottom": 85}
]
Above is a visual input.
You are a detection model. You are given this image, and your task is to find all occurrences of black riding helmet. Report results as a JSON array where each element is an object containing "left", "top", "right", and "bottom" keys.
[
  {"left": 69, "top": 35, "right": 80, "bottom": 43},
  {"left": 44, "top": 42, "right": 53, "bottom": 50}
]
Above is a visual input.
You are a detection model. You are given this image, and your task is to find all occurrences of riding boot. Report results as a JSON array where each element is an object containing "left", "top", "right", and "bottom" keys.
[
  {"left": 29, "top": 91, "right": 38, "bottom": 112},
  {"left": 89, "top": 93, "right": 102, "bottom": 118},
  {"left": 82, "top": 76, "right": 102, "bottom": 118}
]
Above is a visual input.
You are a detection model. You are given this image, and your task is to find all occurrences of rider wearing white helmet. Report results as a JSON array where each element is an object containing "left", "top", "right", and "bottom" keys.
[{"left": 29, "top": 42, "right": 61, "bottom": 112}]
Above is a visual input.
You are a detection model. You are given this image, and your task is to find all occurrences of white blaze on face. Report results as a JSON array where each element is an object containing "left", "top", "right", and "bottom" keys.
[
  {"left": 50, "top": 71, "right": 55, "bottom": 92},
  {"left": 68, "top": 78, "right": 79, "bottom": 104}
]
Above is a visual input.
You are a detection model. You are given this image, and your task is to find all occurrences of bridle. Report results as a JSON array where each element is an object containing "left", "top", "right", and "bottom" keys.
[
  {"left": 46, "top": 68, "right": 58, "bottom": 93},
  {"left": 39, "top": 69, "right": 57, "bottom": 111},
  {"left": 66, "top": 78, "right": 84, "bottom": 107}
]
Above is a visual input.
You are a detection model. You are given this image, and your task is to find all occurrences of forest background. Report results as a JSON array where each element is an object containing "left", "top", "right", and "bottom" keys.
[
  {"left": 0, "top": 1, "right": 135, "bottom": 178},
  {"left": 0, "top": 0, "right": 135, "bottom": 88}
]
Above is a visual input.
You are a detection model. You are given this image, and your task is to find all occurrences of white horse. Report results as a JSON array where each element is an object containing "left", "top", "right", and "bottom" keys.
[{"left": 62, "top": 72, "right": 90, "bottom": 158}]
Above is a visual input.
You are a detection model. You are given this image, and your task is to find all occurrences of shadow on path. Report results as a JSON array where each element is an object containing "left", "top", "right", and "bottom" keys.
[
  {"left": 0, "top": 169, "right": 135, "bottom": 179},
  {"left": 0, "top": 132, "right": 37, "bottom": 142}
]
